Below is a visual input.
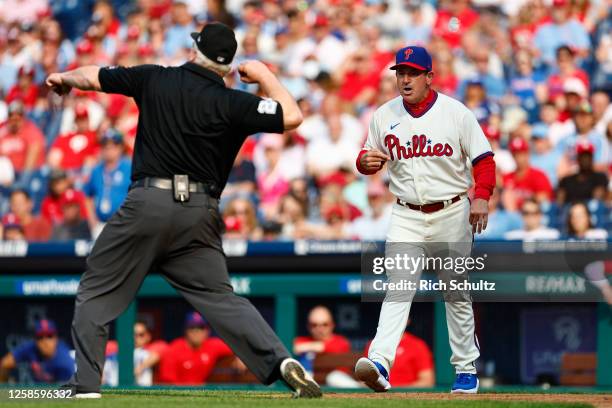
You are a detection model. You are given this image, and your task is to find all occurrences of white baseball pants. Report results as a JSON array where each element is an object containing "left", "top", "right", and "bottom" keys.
[{"left": 368, "top": 196, "right": 480, "bottom": 374}]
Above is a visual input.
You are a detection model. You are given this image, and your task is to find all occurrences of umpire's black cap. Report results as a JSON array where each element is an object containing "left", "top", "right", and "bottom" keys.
[{"left": 190, "top": 22, "right": 238, "bottom": 65}]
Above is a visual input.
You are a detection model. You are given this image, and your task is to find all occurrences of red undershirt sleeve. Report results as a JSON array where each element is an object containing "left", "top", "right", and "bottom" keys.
[{"left": 472, "top": 154, "right": 496, "bottom": 201}]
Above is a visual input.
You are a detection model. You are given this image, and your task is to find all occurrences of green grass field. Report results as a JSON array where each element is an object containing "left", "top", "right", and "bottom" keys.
[{"left": 1, "top": 389, "right": 608, "bottom": 408}]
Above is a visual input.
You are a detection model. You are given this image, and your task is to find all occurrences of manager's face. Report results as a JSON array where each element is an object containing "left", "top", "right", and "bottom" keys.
[{"left": 395, "top": 66, "right": 433, "bottom": 105}]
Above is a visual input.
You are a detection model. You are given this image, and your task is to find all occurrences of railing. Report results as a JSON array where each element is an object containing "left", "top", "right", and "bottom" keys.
[{"left": 4, "top": 239, "right": 607, "bottom": 258}]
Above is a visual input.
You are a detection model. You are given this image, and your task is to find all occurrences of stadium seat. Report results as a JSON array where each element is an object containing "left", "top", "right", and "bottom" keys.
[
  {"left": 312, "top": 352, "right": 362, "bottom": 385},
  {"left": 586, "top": 199, "right": 608, "bottom": 229},
  {"left": 207, "top": 357, "right": 258, "bottom": 384},
  {"left": 559, "top": 352, "right": 597, "bottom": 386},
  {"left": 25, "top": 169, "right": 50, "bottom": 215}
]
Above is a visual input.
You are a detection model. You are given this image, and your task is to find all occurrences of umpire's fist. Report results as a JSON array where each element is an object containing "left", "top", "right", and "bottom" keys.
[
  {"left": 46, "top": 73, "right": 72, "bottom": 96},
  {"left": 360, "top": 150, "right": 390, "bottom": 173},
  {"left": 238, "top": 60, "right": 272, "bottom": 84}
]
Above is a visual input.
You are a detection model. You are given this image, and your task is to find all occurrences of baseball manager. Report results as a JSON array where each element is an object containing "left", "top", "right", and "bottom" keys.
[
  {"left": 46, "top": 22, "right": 321, "bottom": 399},
  {"left": 354, "top": 46, "right": 496, "bottom": 394}
]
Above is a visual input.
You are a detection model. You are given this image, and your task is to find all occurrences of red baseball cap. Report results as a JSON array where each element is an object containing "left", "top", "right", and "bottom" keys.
[
  {"left": 481, "top": 124, "right": 500, "bottom": 141},
  {"left": 318, "top": 172, "right": 347, "bottom": 188},
  {"left": 576, "top": 140, "right": 594, "bottom": 155},
  {"left": 74, "top": 104, "right": 89, "bottom": 119},
  {"left": 18, "top": 65, "right": 35, "bottom": 77},
  {"left": 313, "top": 14, "right": 329, "bottom": 28},
  {"left": 509, "top": 137, "right": 529, "bottom": 153},
  {"left": 76, "top": 39, "right": 94, "bottom": 55},
  {"left": 35, "top": 319, "right": 58, "bottom": 337},
  {"left": 127, "top": 25, "right": 141, "bottom": 40},
  {"left": 60, "top": 189, "right": 82, "bottom": 207}
]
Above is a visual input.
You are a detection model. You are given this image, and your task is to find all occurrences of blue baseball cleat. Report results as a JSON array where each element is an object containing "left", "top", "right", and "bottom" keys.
[
  {"left": 451, "top": 373, "right": 479, "bottom": 394},
  {"left": 354, "top": 357, "right": 391, "bottom": 392}
]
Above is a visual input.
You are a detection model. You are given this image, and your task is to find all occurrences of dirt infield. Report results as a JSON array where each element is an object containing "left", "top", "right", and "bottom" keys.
[{"left": 325, "top": 392, "right": 612, "bottom": 408}]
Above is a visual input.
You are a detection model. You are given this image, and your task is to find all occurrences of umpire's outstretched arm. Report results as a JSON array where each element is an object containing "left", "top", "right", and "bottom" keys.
[{"left": 46, "top": 65, "right": 102, "bottom": 94}]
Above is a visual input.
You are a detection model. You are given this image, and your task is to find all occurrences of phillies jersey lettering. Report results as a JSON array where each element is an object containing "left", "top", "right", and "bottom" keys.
[
  {"left": 385, "top": 134, "right": 453, "bottom": 160},
  {"left": 363, "top": 92, "right": 492, "bottom": 204}
]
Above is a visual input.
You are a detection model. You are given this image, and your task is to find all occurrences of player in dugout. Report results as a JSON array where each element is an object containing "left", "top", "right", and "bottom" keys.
[{"left": 0, "top": 319, "right": 74, "bottom": 384}]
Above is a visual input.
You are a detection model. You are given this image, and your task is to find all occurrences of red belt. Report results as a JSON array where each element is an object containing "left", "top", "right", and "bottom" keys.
[{"left": 396, "top": 195, "right": 461, "bottom": 214}]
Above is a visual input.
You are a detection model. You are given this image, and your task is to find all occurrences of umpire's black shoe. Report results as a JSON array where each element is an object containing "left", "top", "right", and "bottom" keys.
[{"left": 280, "top": 358, "right": 322, "bottom": 398}]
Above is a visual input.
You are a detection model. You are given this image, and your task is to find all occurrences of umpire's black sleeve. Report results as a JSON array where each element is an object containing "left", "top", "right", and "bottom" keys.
[
  {"left": 229, "top": 90, "right": 285, "bottom": 135},
  {"left": 98, "top": 65, "right": 161, "bottom": 98}
]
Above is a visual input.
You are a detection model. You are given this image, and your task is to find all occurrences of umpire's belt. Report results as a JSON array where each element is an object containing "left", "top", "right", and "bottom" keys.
[
  {"left": 130, "top": 177, "right": 220, "bottom": 199},
  {"left": 396, "top": 195, "right": 461, "bottom": 214}
]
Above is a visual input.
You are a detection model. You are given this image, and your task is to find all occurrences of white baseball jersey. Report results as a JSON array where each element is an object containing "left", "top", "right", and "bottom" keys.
[{"left": 364, "top": 92, "right": 492, "bottom": 204}]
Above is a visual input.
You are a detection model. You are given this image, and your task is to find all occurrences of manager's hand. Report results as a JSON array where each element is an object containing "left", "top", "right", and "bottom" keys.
[
  {"left": 469, "top": 198, "right": 489, "bottom": 234},
  {"left": 359, "top": 150, "right": 390, "bottom": 173}
]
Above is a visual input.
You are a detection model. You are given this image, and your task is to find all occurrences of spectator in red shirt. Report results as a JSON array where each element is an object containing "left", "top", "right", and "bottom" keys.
[
  {"left": 92, "top": 0, "right": 121, "bottom": 39},
  {"left": 83, "top": 23, "right": 113, "bottom": 67},
  {"left": 133, "top": 320, "right": 168, "bottom": 385},
  {"left": 40, "top": 170, "right": 88, "bottom": 226},
  {"left": 502, "top": 137, "right": 554, "bottom": 211},
  {"left": 0, "top": 100, "right": 45, "bottom": 173},
  {"left": 432, "top": 0, "right": 479, "bottom": 49},
  {"left": 158, "top": 312, "right": 236, "bottom": 385},
  {"left": 9, "top": 189, "right": 51, "bottom": 242},
  {"left": 510, "top": 1, "right": 549, "bottom": 50},
  {"left": 50, "top": 189, "right": 91, "bottom": 241},
  {"left": 5, "top": 66, "right": 38, "bottom": 109},
  {"left": 546, "top": 45, "right": 590, "bottom": 102},
  {"left": 336, "top": 49, "right": 382, "bottom": 106},
  {"left": 47, "top": 104, "right": 99, "bottom": 172},
  {"left": 431, "top": 50, "right": 458, "bottom": 97},
  {"left": 364, "top": 323, "right": 435, "bottom": 387}
]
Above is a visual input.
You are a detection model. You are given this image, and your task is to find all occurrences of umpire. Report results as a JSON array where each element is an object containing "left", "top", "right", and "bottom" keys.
[{"left": 45, "top": 22, "right": 321, "bottom": 398}]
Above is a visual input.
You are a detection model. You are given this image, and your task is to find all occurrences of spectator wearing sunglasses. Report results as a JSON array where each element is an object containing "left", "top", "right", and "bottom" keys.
[
  {"left": 133, "top": 320, "right": 168, "bottom": 386},
  {"left": 0, "top": 319, "right": 74, "bottom": 383},
  {"left": 294, "top": 306, "right": 350, "bottom": 355},
  {"left": 293, "top": 306, "right": 355, "bottom": 387}
]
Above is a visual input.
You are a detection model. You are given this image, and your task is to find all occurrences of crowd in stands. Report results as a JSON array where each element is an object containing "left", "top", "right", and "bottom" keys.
[{"left": 0, "top": 0, "right": 610, "bottom": 242}]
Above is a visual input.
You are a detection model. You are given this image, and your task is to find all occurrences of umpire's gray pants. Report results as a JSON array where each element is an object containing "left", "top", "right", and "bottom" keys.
[{"left": 67, "top": 186, "right": 290, "bottom": 392}]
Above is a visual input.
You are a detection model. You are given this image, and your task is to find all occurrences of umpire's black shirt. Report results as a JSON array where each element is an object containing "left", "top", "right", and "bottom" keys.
[{"left": 98, "top": 63, "right": 284, "bottom": 192}]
